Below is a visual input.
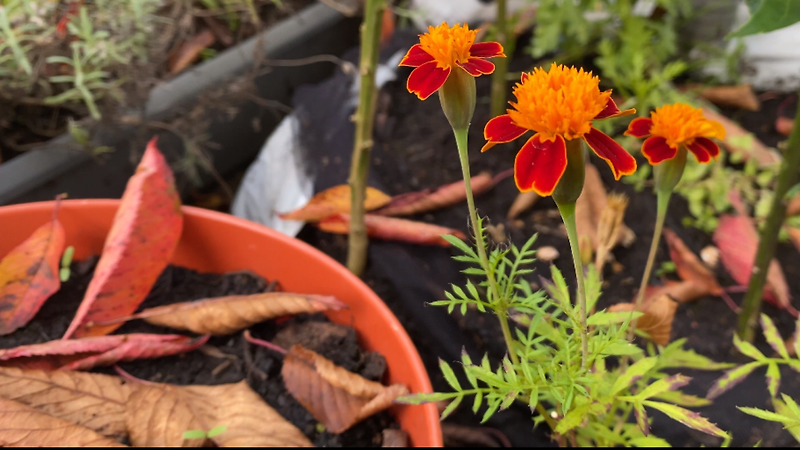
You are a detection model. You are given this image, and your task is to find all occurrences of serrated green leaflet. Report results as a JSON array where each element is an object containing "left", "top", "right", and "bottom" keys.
[
  {"left": 707, "top": 361, "right": 761, "bottom": 399},
  {"left": 643, "top": 400, "right": 729, "bottom": 438},
  {"left": 760, "top": 314, "right": 790, "bottom": 359},
  {"left": 733, "top": 333, "right": 766, "bottom": 361},
  {"left": 612, "top": 356, "right": 657, "bottom": 395}
]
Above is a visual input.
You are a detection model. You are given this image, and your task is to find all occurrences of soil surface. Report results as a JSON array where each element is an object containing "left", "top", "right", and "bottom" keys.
[{"left": 280, "top": 30, "right": 800, "bottom": 447}]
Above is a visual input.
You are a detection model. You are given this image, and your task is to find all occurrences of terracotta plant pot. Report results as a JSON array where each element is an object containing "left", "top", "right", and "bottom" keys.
[{"left": 0, "top": 199, "right": 443, "bottom": 447}]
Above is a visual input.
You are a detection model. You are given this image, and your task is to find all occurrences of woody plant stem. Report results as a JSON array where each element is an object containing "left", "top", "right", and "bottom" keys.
[
  {"left": 347, "top": 0, "right": 385, "bottom": 276},
  {"left": 738, "top": 88, "right": 800, "bottom": 341}
]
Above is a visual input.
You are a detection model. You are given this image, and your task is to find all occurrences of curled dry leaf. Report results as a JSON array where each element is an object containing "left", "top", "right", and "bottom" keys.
[
  {"left": 168, "top": 28, "right": 216, "bottom": 75},
  {"left": 701, "top": 106, "right": 781, "bottom": 167},
  {"left": 316, "top": 213, "right": 466, "bottom": 247},
  {"left": 0, "top": 366, "right": 130, "bottom": 440},
  {"left": 696, "top": 84, "right": 760, "bottom": 111},
  {"left": 130, "top": 292, "right": 347, "bottom": 335},
  {"left": 282, "top": 344, "right": 410, "bottom": 434},
  {"left": 714, "top": 214, "right": 796, "bottom": 317},
  {"left": 506, "top": 191, "right": 539, "bottom": 220},
  {"left": 0, "top": 214, "right": 64, "bottom": 335},
  {"left": 575, "top": 163, "right": 632, "bottom": 270},
  {"left": 0, "top": 396, "right": 125, "bottom": 447},
  {"left": 0, "top": 333, "right": 209, "bottom": 371},
  {"left": 375, "top": 171, "right": 501, "bottom": 216},
  {"left": 279, "top": 185, "right": 392, "bottom": 221},
  {"left": 64, "top": 138, "right": 184, "bottom": 338},
  {"left": 663, "top": 228, "right": 725, "bottom": 300},
  {"left": 126, "top": 380, "right": 311, "bottom": 447},
  {"left": 608, "top": 295, "right": 678, "bottom": 346}
]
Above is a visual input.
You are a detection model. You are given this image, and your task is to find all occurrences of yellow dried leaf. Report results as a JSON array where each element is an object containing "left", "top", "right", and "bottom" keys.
[
  {"left": 609, "top": 295, "right": 678, "bottom": 346},
  {"left": 0, "top": 367, "right": 130, "bottom": 440},
  {"left": 133, "top": 292, "right": 346, "bottom": 335},
  {"left": 0, "top": 396, "right": 125, "bottom": 446},
  {"left": 280, "top": 185, "right": 391, "bottom": 221},
  {"left": 282, "top": 344, "right": 409, "bottom": 434},
  {"left": 126, "top": 380, "right": 312, "bottom": 447}
]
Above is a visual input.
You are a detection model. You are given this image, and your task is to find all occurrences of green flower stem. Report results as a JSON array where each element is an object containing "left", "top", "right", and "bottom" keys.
[
  {"left": 737, "top": 87, "right": 800, "bottom": 342},
  {"left": 346, "top": 0, "right": 385, "bottom": 276},
  {"left": 628, "top": 188, "right": 670, "bottom": 341},
  {"left": 453, "top": 127, "right": 519, "bottom": 366},
  {"left": 555, "top": 200, "right": 588, "bottom": 369}
]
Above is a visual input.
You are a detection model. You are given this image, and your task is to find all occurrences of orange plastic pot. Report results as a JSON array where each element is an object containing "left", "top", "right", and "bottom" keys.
[{"left": 0, "top": 199, "right": 443, "bottom": 447}]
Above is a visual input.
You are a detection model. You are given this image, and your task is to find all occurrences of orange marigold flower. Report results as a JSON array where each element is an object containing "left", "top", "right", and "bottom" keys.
[
  {"left": 399, "top": 22, "right": 505, "bottom": 100},
  {"left": 482, "top": 63, "right": 637, "bottom": 196},
  {"left": 625, "top": 103, "right": 726, "bottom": 165}
]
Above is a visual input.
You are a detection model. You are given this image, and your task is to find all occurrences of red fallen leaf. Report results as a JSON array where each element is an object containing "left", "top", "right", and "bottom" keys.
[
  {"left": 713, "top": 214, "right": 797, "bottom": 317},
  {"left": 776, "top": 116, "right": 794, "bottom": 137},
  {"left": 63, "top": 138, "right": 184, "bottom": 338},
  {"left": 0, "top": 206, "right": 65, "bottom": 335},
  {"left": 279, "top": 185, "right": 392, "bottom": 222},
  {"left": 168, "top": 28, "right": 217, "bottom": 75},
  {"left": 0, "top": 333, "right": 208, "bottom": 371},
  {"left": 375, "top": 170, "right": 508, "bottom": 216},
  {"left": 316, "top": 213, "right": 466, "bottom": 247},
  {"left": 661, "top": 228, "right": 739, "bottom": 312}
]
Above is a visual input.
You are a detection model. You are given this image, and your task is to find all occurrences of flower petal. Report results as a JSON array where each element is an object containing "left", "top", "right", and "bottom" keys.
[
  {"left": 469, "top": 41, "right": 505, "bottom": 58},
  {"left": 625, "top": 117, "right": 653, "bottom": 138},
  {"left": 514, "top": 134, "right": 567, "bottom": 196},
  {"left": 584, "top": 128, "right": 637, "bottom": 179},
  {"left": 399, "top": 44, "right": 434, "bottom": 67},
  {"left": 595, "top": 96, "right": 636, "bottom": 119},
  {"left": 458, "top": 58, "right": 495, "bottom": 76},
  {"left": 482, "top": 114, "right": 528, "bottom": 152},
  {"left": 686, "top": 137, "right": 720, "bottom": 163},
  {"left": 407, "top": 62, "right": 450, "bottom": 100},
  {"left": 641, "top": 135, "right": 678, "bottom": 165}
]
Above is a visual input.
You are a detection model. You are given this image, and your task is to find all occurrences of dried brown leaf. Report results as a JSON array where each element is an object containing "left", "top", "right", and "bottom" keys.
[
  {"left": 0, "top": 367, "right": 130, "bottom": 440},
  {"left": 608, "top": 295, "right": 678, "bottom": 346},
  {"left": 506, "top": 191, "right": 539, "bottom": 220},
  {"left": 0, "top": 396, "right": 125, "bottom": 446},
  {"left": 126, "top": 380, "right": 312, "bottom": 447},
  {"left": 701, "top": 106, "right": 781, "bottom": 167},
  {"left": 316, "top": 213, "right": 466, "bottom": 247},
  {"left": 282, "top": 344, "right": 409, "bottom": 434},
  {"left": 663, "top": 228, "right": 724, "bottom": 299},
  {"left": 279, "top": 185, "right": 391, "bottom": 221},
  {"left": 575, "top": 163, "right": 632, "bottom": 269},
  {"left": 168, "top": 29, "right": 216, "bottom": 75},
  {"left": 131, "top": 292, "right": 347, "bottom": 335},
  {"left": 375, "top": 171, "right": 499, "bottom": 216},
  {"left": 697, "top": 84, "right": 760, "bottom": 111}
]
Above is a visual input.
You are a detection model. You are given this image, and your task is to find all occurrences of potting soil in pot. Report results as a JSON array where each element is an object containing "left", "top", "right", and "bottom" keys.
[{"left": 0, "top": 258, "right": 400, "bottom": 447}]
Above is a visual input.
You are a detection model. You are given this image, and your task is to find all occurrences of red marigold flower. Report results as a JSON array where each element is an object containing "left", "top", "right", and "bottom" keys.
[
  {"left": 399, "top": 22, "right": 505, "bottom": 100},
  {"left": 482, "top": 63, "right": 637, "bottom": 196},
  {"left": 624, "top": 103, "right": 726, "bottom": 165}
]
